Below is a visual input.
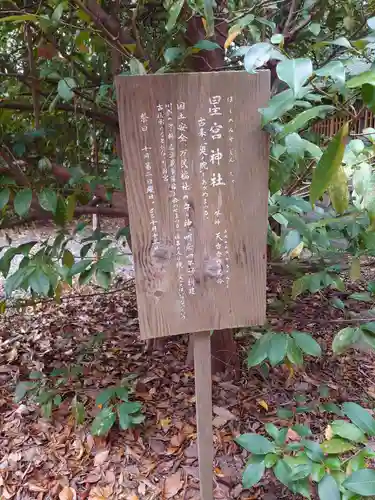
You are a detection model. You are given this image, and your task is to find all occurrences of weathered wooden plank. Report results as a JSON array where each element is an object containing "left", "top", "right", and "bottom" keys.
[
  {"left": 116, "top": 71, "right": 269, "bottom": 339},
  {"left": 194, "top": 331, "right": 213, "bottom": 500}
]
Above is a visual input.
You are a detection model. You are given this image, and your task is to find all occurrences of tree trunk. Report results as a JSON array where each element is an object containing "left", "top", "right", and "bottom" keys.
[{"left": 184, "top": 14, "right": 240, "bottom": 375}]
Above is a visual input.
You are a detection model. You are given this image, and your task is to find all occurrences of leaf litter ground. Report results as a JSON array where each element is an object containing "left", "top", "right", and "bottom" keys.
[{"left": 0, "top": 263, "right": 375, "bottom": 499}]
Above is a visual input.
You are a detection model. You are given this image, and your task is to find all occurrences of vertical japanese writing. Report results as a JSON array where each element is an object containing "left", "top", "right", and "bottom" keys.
[
  {"left": 140, "top": 112, "right": 159, "bottom": 247},
  {"left": 157, "top": 104, "right": 168, "bottom": 183},
  {"left": 223, "top": 229, "right": 230, "bottom": 288},
  {"left": 167, "top": 102, "right": 186, "bottom": 319},
  {"left": 198, "top": 117, "right": 209, "bottom": 220},
  {"left": 227, "top": 95, "right": 236, "bottom": 184},
  {"left": 178, "top": 102, "right": 195, "bottom": 296}
]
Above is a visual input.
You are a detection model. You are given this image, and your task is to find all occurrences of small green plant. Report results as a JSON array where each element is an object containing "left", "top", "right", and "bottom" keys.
[
  {"left": 247, "top": 330, "right": 322, "bottom": 369},
  {"left": 236, "top": 402, "right": 375, "bottom": 499},
  {"left": 92, "top": 383, "right": 145, "bottom": 436},
  {"left": 14, "top": 365, "right": 83, "bottom": 418}
]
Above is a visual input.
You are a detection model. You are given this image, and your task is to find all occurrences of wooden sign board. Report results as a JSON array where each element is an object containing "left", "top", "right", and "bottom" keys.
[{"left": 116, "top": 71, "right": 270, "bottom": 340}]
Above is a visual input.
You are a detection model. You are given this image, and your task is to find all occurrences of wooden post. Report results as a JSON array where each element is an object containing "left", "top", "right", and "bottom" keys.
[{"left": 194, "top": 331, "right": 213, "bottom": 500}]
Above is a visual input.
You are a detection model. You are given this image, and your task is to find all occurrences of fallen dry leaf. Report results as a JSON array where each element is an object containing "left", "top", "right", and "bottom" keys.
[
  {"left": 59, "top": 486, "right": 77, "bottom": 500},
  {"left": 325, "top": 424, "right": 333, "bottom": 440},
  {"left": 257, "top": 399, "right": 269, "bottom": 411},
  {"left": 213, "top": 406, "right": 236, "bottom": 421},
  {"left": 94, "top": 449, "right": 109, "bottom": 467},
  {"left": 286, "top": 428, "right": 300, "bottom": 442},
  {"left": 164, "top": 471, "right": 183, "bottom": 499}
]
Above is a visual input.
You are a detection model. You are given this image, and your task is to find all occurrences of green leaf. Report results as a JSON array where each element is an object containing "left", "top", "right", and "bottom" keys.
[
  {"left": 292, "top": 424, "right": 311, "bottom": 437},
  {"left": 291, "top": 331, "right": 321, "bottom": 357},
  {"left": 244, "top": 42, "right": 284, "bottom": 74},
  {"left": 320, "top": 438, "right": 355, "bottom": 454},
  {"left": 66, "top": 194, "right": 76, "bottom": 222},
  {"left": 271, "top": 34, "right": 284, "bottom": 44},
  {"left": 68, "top": 259, "right": 91, "bottom": 277},
  {"left": 332, "top": 327, "right": 361, "bottom": 354},
  {"left": 52, "top": 2, "right": 65, "bottom": 23},
  {"left": 264, "top": 453, "right": 279, "bottom": 468},
  {"left": 247, "top": 333, "right": 271, "bottom": 367},
  {"left": 342, "top": 402, "right": 375, "bottom": 436},
  {"left": 129, "top": 57, "right": 147, "bottom": 75},
  {"left": 166, "top": 0, "right": 184, "bottom": 31},
  {"left": 0, "top": 188, "right": 10, "bottom": 209},
  {"left": 347, "top": 71, "right": 375, "bottom": 89},
  {"left": 312, "top": 463, "right": 325, "bottom": 482},
  {"left": 276, "top": 58, "right": 313, "bottom": 96},
  {"left": 164, "top": 47, "right": 184, "bottom": 64},
  {"left": 38, "top": 189, "right": 57, "bottom": 214},
  {"left": 268, "top": 334, "right": 288, "bottom": 366},
  {"left": 265, "top": 423, "right": 281, "bottom": 442},
  {"left": 330, "top": 420, "right": 365, "bottom": 443},
  {"left": 328, "top": 166, "right": 349, "bottom": 214},
  {"left": 14, "top": 189, "right": 32, "bottom": 217},
  {"left": 318, "top": 474, "right": 340, "bottom": 500},
  {"left": 242, "top": 461, "right": 265, "bottom": 489},
  {"left": 284, "top": 230, "right": 301, "bottom": 253},
  {"left": 62, "top": 249, "right": 74, "bottom": 268},
  {"left": 57, "top": 78, "right": 77, "bottom": 101},
  {"left": 362, "top": 84, "right": 375, "bottom": 113},
  {"left": 343, "top": 469, "right": 375, "bottom": 496},
  {"left": 235, "top": 433, "right": 276, "bottom": 454},
  {"left": 193, "top": 40, "right": 220, "bottom": 51},
  {"left": 96, "top": 269, "right": 111, "bottom": 289},
  {"left": 316, "top": 61, "right": 346, "bottom": 85},
  {"left": 54, "top": 196, "right": 66, "bottom": 226},
  {"left": 203, "top": 0, "right": 214, "bottom": 36},
  {"left": 96, "top": 387, "right": 116, "bottom": 406},
  {"left": 279, "top": 106, "right": 334, "bottom": 138},
  {"left": 309, "top": 23, "right": 321, "bottom": 36},
  {"left": 302, "top": 439, "right": 324, "bottom": 462},
  {"left": 29, "top": 268, "right": 50, "bottom": 296},
  {"left": 310, "top": 123, "right": 349, "bottom": 205},
  {"left": 287, "top": 336, "right": 304, "bottom": 366},
  {"left": 349, "top": 292, "right": 373, "bottom": 302},
  {"left": 0, "top": 14, "right": 40, "bottom": 23},
  {"left": 273, "top": 459, "right": 292, "bottom": 486},
  {"left": 321, "top": 402, "right": 344, "bottom": 416},
  {"left": 117, "top": 401, "right": 141, "bottom": 414},
  {"left": 91, "top": 407, "right": 116, "bottom": 436}
]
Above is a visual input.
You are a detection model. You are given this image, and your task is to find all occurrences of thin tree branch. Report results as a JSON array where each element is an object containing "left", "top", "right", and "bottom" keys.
[{"left": 0, "top": 101, "right": 118, "bottom": 126}]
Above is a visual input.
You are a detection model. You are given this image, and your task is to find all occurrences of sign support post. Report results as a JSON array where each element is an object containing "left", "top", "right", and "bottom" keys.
[{"left": 194, "top": 331, "right": 213, "bottom": 499}]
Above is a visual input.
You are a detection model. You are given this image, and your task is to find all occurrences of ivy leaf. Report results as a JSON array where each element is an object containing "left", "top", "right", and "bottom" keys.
[
  {"left": 242, "top": 461, "right": 265, "bottom": 488},
  {"left": 343, "top": 469, "right": 375, "bottom": 496},
  {"left": 57, "top": 77, "right": 77, "bottom": 101},
  {"left": 310, "top": 123, "right": 349, "bottom": 205},
  {"left": 38, "top": 188, "right": 57, "bottom": 214},
  {"left": 235, "top": 433, "right": 276, "bottom": 454},
  {"left": 164, "top": 47, "right": 184, "bottom": 64},
  {"left": 291, "top": 331, "right": 321, "bottom": 357},
  {"left": 332, "top": 327, "right": 361, "bottom": 354},
  {"left": 318, "top": 474, "right": 340, "bottom": 500},
  {"left": 342, "top": 402, "right": 375, "bottom": 436},
  {"left": 0, "top": 188, "right": 10, "bottom": 209},
  {"left": 14, "top": 189, "right": 32, "bottom": 217},
  {"left": 91, "top": 407, "right": 116, "bottom": 436},
  {"left": 268, "top": 334, "right": 288, "bottom": 366},
  {"left": 276, "top": 58, "right": 313, "bottom": 96}
]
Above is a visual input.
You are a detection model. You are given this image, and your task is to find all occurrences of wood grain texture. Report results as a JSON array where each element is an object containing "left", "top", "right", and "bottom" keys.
[
  {"left": 194, "top": 331, "right": 213, "bottom": 500},
  {"left": 116, "top": 71, "right": 270, "bottom": 339}
]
